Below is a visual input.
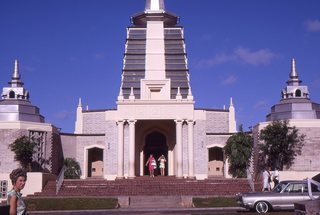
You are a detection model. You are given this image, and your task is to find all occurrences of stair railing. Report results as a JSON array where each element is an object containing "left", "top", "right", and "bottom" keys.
[
  {"left": 56, "top": 167, "right": 65, "bottom": 195},
  {"left": 307, "top": 178, "right": 320, "bottom": 200}
]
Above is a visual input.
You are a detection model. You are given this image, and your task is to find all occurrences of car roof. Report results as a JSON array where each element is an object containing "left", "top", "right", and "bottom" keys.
[{"left": 280, "top": 180, "right": 306, "bottom": 183}]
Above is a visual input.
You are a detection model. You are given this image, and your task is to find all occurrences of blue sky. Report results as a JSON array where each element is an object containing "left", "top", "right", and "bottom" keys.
[{"left": 1, "top": 0, "right": 320, "bottom": 133}]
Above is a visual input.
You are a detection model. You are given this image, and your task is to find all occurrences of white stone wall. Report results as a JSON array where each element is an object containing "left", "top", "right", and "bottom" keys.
[
  {"left": 60, "top": 134, "right": 77, "bottom": 159},
  {"left": 193, "top": 120, "right": 207, "bottom": 177},
  {"left": 288, "top": 127, "right": 320, "bottom": 171},
  {"left": 0, "top": 129, "right": 24, "bottom": 173},
  {"left": 206, "top": 135, "right": 229, "bottom": 148},
  {"left": 76, "top": 135, "right": 106, "bottom": 178},
  {"left": 206, "top": 111, "right": 229, "bottom": 133},
  {"left": 105, "top": 120, "right": 118, "bottom": 176},
  {"left": 82, "top": 111, "right": 106, "bottom": 133}
]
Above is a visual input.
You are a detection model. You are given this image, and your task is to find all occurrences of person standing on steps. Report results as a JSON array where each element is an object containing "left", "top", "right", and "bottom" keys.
[
  {"left": 146, "top": 154, "right": 156, "bottom": 177},
  {"left": 158, "top": 154, "right": 167, "bottom": 176},
  {"left": 262, "top": 167, "right": 271, "bottom": 192},
  {"left": 272, "top": 167, "right": 280, "bottom": 188},
  {"left": 7, "top": 168, "right": 28, "bottom": 215}
]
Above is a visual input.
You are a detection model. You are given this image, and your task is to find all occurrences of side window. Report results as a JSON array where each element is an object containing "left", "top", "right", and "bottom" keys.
[
  {"left": 303, "top": 183, "right": 308, "bottom": 193},
  {"left": 292, "top": 184, "right": 303, "bottom": 193},
  {"left": 284, "top": 184, "right": 294, "bottom": 193}
]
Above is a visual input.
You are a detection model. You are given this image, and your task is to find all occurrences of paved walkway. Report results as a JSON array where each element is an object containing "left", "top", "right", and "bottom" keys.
[{"left": 29, "top": 207, "right": 247, "bottom": 215}]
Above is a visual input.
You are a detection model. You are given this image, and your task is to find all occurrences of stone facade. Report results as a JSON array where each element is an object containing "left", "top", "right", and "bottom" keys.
[{"left": 0, "top": 123, "right": 62, "bottom": 175}]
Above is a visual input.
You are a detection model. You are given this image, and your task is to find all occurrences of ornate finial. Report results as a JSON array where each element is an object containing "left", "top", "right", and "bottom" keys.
[
  {"left": 187, "top": 87, "right": 194, "bottom": 100},
  {"left": 145, "top": 0, "right": 165, "bottom": 12},
  {"left": 78, "top": 97, "right": 82, "bottom": 107},
  {"left": 177, "top": 87, "right": 181, "bottom": 96},
  {"left": 129, "top": 87, "right": 135, "bottom": 100},
  {"left": 13, "top": 59, "right": 20, "bottom": 79},
  {"left": 290, "top": 58, "right": 298, "bottom": 79},
  {"left": 230, "top": 97, "right": 234, "bottom": 107},
  {"left": 176, "top": 87, "right": 182, "bottom": 100}
]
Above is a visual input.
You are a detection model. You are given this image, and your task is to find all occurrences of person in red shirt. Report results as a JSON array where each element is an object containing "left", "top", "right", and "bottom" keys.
[{"left": 146, "top": 154, "right": 157, "bottom": 177}]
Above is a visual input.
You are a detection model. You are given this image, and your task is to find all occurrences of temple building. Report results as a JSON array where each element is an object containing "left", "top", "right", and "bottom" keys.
[
  {"left": 0, "top": 0, "right": 237, "bottom": 181},
  {"left": 253, "top": 59, "right": 320, "bottom": 178},
  {"left": 0, "top": 60, "right": 63, "bottom": 175},
  {"left": 61, "top": 0, "right": 236, "bottom": 180},
  {"left": 1, "top": 0, "right": 319, "bottom": 188}
]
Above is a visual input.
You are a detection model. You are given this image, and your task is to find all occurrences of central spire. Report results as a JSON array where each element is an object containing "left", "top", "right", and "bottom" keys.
[
  {"left": 145, "top": 0, "right": 165, "bottom": 13},
  {"left": 287, "top": 58, "right": 302, "bottom": 86}
]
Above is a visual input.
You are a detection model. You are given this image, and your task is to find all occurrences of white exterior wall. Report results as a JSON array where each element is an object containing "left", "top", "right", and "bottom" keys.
[{"left": 82, "top": 111, "right": 106, "bottom": 134}]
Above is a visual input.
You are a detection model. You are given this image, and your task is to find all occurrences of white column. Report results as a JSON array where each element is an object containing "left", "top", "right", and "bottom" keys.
[
  {"left": 128, "top": 120, "right": 137, "bottom": 178},
  {"left": 187, "top": 120, "right": 195, "bottom": 178},
  {"left": 117, "top": 120, "right": 124, "bottom": 178},
  {"left": 175, "top": 119, "right": 183, "bottom": 178}
]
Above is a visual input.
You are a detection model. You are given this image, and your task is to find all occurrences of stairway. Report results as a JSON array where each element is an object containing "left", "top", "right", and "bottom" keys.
[{"left": 32, "top": 176, "right": 259, "bottom": 197}]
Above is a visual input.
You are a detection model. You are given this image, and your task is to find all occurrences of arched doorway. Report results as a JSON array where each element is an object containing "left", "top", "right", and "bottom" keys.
[
  {"left": 208, "top": 147, "right": 224, "bottom": 177},
  {"left": 144, "top": 131, "right": 168, "bottom": 176},
  {"left": 87, "top": 147, "right": 103, "bottom": 178}
]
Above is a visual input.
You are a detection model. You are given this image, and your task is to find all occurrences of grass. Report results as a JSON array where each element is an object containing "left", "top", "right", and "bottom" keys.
[
  {"left": 193, "top": 197, "right": 238, "bottom": 208},
  {"left": 26, "top": 197, "right": 118, "bottom": 211}
]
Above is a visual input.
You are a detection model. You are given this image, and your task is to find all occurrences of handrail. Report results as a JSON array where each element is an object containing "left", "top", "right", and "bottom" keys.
[
  {"left": 307, "top": 178, "right": 320, "bottom": 200},
  {"left": 56, "top": 167, "right": 65, "bottom": 195}
]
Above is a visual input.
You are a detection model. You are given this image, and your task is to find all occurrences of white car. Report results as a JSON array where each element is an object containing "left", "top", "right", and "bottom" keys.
[{"left": 236, "top": 180, "right": 320, "bottom": 213}]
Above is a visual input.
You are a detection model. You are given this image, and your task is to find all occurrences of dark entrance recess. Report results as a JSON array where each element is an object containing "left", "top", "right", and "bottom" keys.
[
  {"left": 87, "top": 147, "right": 103, "bottom": 177},
  {"left": 144, "top": 131, "right": 168, "bottom": 176}
]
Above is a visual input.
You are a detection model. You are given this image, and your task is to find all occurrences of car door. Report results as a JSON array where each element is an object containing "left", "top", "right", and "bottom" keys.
[{"left": 279, "top": 182, "right": 309, "bottom": 210}]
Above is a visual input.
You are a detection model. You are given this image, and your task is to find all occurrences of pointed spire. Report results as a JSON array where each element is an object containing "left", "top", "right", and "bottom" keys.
[
  {"left": 229, "top": 97, "right": 234, "bottom": 107},
  {"left": 13, "top": 59, "right": 20, "bottom": 79},
  {"left": 290, "top": 58, "right": 299, "bottom": 79},
  {"left": 118, "top": 87, "right": 124, "bottom": 101},
  {"left": 129, "top": 87, "right": 135, "bottom": 100},
  {"left": 176, "top": 87, "right": 182, "bottom": 100},
  {"left": 9, "top": 59, "right": 24, "bottom": 87},
  {"left": 78, "top": 97, "right": 82, "bottom": 107},
  {"left": 287, "top": 58, "right": 302, "bottom": 86},
  {"left": 145, "top": 0, "right": 165, "bottom": 13},
  {"left": 187, "top": 87, "right": 194, "bottom": 100}
]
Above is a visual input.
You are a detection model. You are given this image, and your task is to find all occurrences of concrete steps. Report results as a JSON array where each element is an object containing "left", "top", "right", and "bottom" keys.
[{"left": 32, "top": 177, "right": 260, "bottom": 197}]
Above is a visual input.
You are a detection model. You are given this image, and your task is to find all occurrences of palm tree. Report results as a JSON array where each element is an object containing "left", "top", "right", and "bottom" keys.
[
  {"left": 63, "top": 158, "right": 81, "bottom": 179},
  {"left": 224, "top": 125, "right": 253, "bottom": 178}
]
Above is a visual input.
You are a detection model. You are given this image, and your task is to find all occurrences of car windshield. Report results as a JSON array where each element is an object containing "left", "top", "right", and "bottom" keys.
[{"left": 273, "top": 182, "right": 288, "bottom": 193}]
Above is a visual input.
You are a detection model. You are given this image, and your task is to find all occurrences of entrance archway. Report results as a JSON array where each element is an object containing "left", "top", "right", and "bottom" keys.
[
  {"left": 144, "top": 131, "right": 168, "bottom": 176},
  {"left": 87, "top": 147, "right": 103, "bottom": 177},
  {"left": 208, "top": 147, "right": 224, "bottom": 177}
]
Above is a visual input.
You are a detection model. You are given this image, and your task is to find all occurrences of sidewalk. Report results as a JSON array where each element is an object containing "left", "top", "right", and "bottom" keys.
[{"left": 29, "top": 206, "right": 248, "bottom": 215}]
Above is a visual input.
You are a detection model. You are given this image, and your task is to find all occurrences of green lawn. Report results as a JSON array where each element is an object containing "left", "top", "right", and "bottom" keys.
[
  {"left": 26, "top": 197, "right": 118, "bottom": 211},
  {"left": 193, "top": 197, "right": 238, "bottom": 208}
]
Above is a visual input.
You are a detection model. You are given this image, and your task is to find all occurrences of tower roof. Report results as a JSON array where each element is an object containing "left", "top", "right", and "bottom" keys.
[
  {"left": 0, "top": 60, "right": 45, "bottom": 122},
  {"left": 266, "top": 59, "right": 320, "bottom": 121}
]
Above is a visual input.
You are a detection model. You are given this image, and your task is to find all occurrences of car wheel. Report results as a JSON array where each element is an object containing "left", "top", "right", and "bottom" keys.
[{"left": 255, "top": 201, "right": 270, "bottom": 213}]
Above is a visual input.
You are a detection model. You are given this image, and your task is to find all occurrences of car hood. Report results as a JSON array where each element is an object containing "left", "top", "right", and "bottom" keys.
[{"left": 239, "top": 192, "right": 278, "bottom": 196}]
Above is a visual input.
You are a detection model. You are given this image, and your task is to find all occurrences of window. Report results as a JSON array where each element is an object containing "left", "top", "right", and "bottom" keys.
[
  {"left": 9, "top": 91, "right": 15, "bottom": 98},
  {"left": 295, "top": 89, "right": 302, "bottom": 97},
  {"left": 284, "top": 183, "right": 304, "bottom": 193}
]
